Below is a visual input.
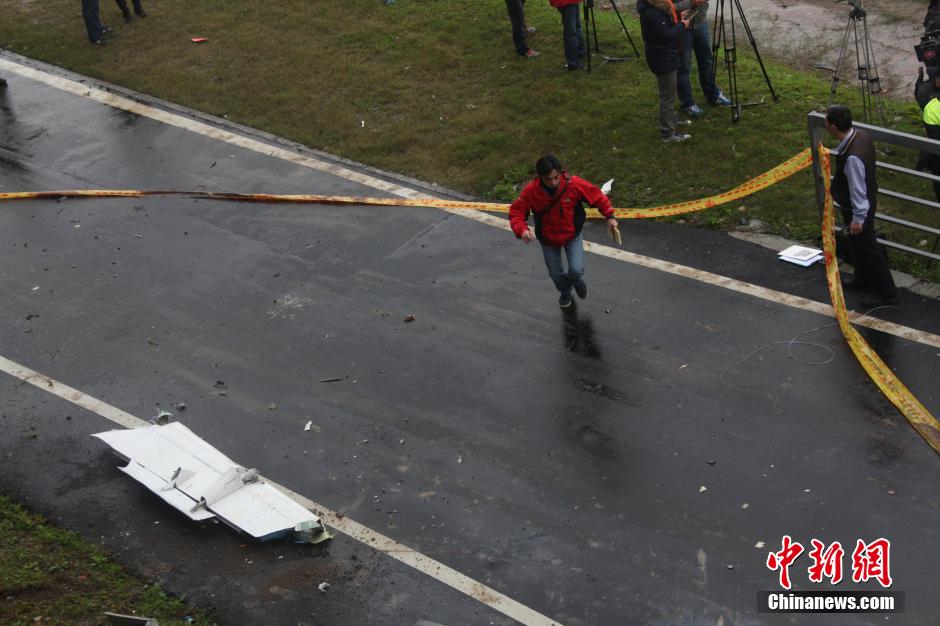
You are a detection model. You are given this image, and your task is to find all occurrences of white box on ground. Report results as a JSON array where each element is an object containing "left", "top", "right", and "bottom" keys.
[{"left": 93, "top": 422, "right": 330, "bottom": 543}]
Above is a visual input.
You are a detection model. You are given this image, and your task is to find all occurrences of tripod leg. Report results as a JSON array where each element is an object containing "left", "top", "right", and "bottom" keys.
[
  {"left": 861, "top": 15, "right": 889, "bottom": 127},
  {"left": 583, "top": 2, "right": 592, "bottom": 72},
  {"left": 830, "top": 16, "right": 853, "bottom": 106},
  {"left": 608, "top": 0, "right": 640, "bottom": 57},
  {"left": 732, "top": 0, "right": 778, "bottom": 101},
  {"left": 728, "top": 6, "right": 740, "bottom": 121},
  {"left": 711, "top": 0, "right": 723, "bottom": 86}
]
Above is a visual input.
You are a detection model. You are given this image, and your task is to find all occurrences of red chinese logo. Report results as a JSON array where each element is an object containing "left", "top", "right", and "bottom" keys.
[
  {"left": 766, "top": 536, "right": 893, "bottom": 589},
  {"left": 766, "top": 535, "right": 804, "bottom": 590},
  {"left": 851, "top": 538, "right": 893, "bottom": 588},
  {"left": 807, "top": 539, "right": 845, "bottom": 585}
]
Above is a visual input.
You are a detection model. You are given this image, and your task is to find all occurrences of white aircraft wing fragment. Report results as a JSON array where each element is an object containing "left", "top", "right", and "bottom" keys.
[{"left": 93, "top": 422, "right": 329, "bottom": 543}]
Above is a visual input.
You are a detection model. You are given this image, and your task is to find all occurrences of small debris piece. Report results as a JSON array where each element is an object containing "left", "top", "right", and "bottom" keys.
[
  {"left": 698, "top": 485, "right": 707, "bottom": 493},
  {"left": 268, "top": 403, "right": 277, "bottom": 411},
  {"left": 25, "top": 313, "right": 39, "bottom": 320},
  {"left": 175, "top": 402, "right": 187, "bottom": 411},
  {"left": 318, "top": 582, "right": 331, "bottom": 593},
  {"left": 726, "top": 564, "right": 734, "bottom": 570},
  {"left": 214, "top": 380, "right": 227, "bottom": 389},
  {"left": 755, "top": 541, "right": 766, "bottom": 549},
  {"left": 679, "top": 364, "right": 688, "bottom": 370},
  {"left": 741, "top": 503, "right": 749, "bottom": 509},
  {"left": 319, "top": 377, "right": 344, "bottom": 383},
  {"left": 706, "top": 460, "right": 717, "bottom": 466},
  {"left": 605, "top": 308, "right": 611, "bottom": 314},
  {"left": 152, "top": 410, "right": 173, "bottom": 425},
  {"left": 134, "top": 234, "right": 143, "bottom": 239},
  {"left": 457, "top": 454, "right": 463, "bottom": 464},
  {"left": 304, "top": 420, "right": 312, "bottom": 432},
  {"left": 887, "top": 489, "right": 896, "bottom": 496},
  {"left": 31, "top": 286, "right": 39, "bottom": 291},
  {"left": 404, "top": 314, "right": 416, "bottom": 322},
  {"left": 357, "top": 439, "right": 369, "bottom": 445},
  {"left": 191, "top": 37, "right": 208, "bottom": 43},
  {"left": 147, "top": 338, "right": 158, "bottom": 347},
  {"left": 399, "top": 438, "right": 405, "bottom": 445}
]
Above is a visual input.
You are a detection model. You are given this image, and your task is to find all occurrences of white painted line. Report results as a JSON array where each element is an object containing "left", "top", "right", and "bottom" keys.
[
  {"left": 0, "top": 353, "right": 560, "bottom": 626},
  {"left": 3, "top": 56, "right": 937, "bottom": 351}
]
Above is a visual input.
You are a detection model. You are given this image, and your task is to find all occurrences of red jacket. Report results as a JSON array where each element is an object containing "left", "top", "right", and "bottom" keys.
[
  {"left": 509, "top": 173, "right": 614, "bottom": 247},
  {"left": 549, "top": 0, "right": 582, "bottom": 6}
]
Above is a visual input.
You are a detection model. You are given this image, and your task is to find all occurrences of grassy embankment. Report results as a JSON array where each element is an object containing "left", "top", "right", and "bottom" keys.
[
  {"left": 0, "top": 0, "right": 935, "bottom": 277},
  {"left": 0, "top": 494, "right": 214, "bottom": 625}
]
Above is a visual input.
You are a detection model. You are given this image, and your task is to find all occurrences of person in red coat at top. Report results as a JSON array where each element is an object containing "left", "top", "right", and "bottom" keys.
[
  {"left": 549, "top": 0, "right": 586, "bottom": 70},
  {"left": 510, "top": 155, "right": 618, "bottom": 308}
]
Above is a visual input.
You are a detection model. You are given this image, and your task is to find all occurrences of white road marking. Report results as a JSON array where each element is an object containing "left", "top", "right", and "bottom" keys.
[
  {"left": 0, "top": 353, "right": 560, "bottom": 626},
  {"left": 2, "top": 56, "right": 936, "bottom": 350}
]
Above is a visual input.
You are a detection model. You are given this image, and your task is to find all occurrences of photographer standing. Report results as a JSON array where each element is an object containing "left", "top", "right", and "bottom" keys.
[
  {"left": 637, "top": 0, "right": 692, "bottom": 142},
  {"left": 549, "top": 0, "right": 586, "bottom": 71},
  {"left": 673, "top": 0, "right": 731, "bottom": 117},
  {"left": 914, "top": 68, "right": 940, "bottom": 201}
]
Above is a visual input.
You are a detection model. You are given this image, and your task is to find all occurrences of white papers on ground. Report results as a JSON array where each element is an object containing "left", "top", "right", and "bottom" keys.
[
  {"left": 778, "top": 244, "right": 823, "bottom": 267},
  {"left": 93, "top": 422, "right": 331, "bottom": 543}
]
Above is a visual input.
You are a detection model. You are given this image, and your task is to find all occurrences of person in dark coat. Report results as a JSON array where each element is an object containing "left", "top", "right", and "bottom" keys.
[
  {"left": 637, "top": 0, "right": 691, "bottom": 141},
  {"left": 826, "top": 105, "right": 898, "bottom": 308},
  {"left": 115, "top": 0, "right": 147, "bottom": 23}
]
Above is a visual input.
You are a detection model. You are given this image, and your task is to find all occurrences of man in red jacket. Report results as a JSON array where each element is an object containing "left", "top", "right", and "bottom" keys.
[
  {"left": 510, "top": 155, "right": 618, "bottom": 308},
  {"left": 549, "top": 0, "right": 586, "bottom": 70}
]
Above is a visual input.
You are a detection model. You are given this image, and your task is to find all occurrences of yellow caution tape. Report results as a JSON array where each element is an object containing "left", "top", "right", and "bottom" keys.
[
  {"left": 820, "top": 147, "right": 940, "bottom": 454},
  {"left": 0, "top": 146, "right": 936, "bottom": 453},
  {"left": 0, "top": 148, "right": 814, "bottom": 218}
]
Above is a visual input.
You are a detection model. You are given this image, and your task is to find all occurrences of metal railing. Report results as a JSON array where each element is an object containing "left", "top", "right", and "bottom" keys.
[{"left": 808, "top": 111, "right": 940, "bottom": 264}]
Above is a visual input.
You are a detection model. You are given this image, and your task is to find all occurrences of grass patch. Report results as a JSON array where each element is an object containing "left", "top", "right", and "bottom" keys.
[
  {"left": 0, "top": 0, "right": 937, "bottom": 280},
  {"left": 0, "top": 493, "right": 214, "bottom": 625}
]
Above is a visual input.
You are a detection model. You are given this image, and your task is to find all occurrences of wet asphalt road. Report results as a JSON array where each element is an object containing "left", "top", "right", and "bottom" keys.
[{"left": 1, "top": 59, "right": 939, "bottom": 625}]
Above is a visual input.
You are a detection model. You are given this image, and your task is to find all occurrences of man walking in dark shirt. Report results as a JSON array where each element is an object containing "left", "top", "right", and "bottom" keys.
[{"left": 825, "top": 105, "right": 898, "bottom": 308}]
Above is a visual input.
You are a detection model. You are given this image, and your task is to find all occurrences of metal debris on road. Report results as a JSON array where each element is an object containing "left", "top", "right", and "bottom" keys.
[
  {"left": 318, "top": 582, "right": 331, "bottom": 592},
  {"left": 404, "top": 314, "right": 416, "bottom": 322},
  {"left": 319, "top": 377, "right": 344, "bottom": 383},
  {"left": 93, "top": 422, "right": 332, "bottom": 543},
  {"left": 699, "top": 485, "right": 708, "bottom": 493},
  {"left": 304, "top": 420, "right": 312, "bottom": 431}
]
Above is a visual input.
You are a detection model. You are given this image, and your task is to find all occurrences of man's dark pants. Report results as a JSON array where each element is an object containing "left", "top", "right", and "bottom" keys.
[
  {"left": 558, "top": 4, "right": 585, "bottom": 69},
  {"left": 840, "top": 208, "right": 897, "bottom": 299},
  {"left": 81, "top": 0, "right": 106, "bottom": 43},
  {"left": 678, "top": 22, "right": 720, "bottom": 108},
  {"left": 505, "top": 0, "right": 528, "bottom": 55}
]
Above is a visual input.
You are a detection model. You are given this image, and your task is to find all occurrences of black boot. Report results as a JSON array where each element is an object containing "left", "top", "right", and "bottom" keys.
[{"left": 115, "top": 0, "right": 133, "bottom": 22}]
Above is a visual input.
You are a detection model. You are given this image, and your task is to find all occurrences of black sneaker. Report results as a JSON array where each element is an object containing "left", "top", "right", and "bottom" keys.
[
  {"left": 574, "top": 280, "right": 587, "bottom": 300},
  {"left": 861, "top": 294, "right": 899, "bottom": 310},
  {"left": 559, "top": 293, "right": 573, "bottom": 308},
  {"left": 842, "top": 278, "right": 874, "bottom": 292}
]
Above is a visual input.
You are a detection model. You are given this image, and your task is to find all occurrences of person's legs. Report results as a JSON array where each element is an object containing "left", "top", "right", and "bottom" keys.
[
  {"left": 132, "top": 0, "right": 146, "bottom": 16},
  {"left": 81, "top": 0, "right": 106, "bottom": 43},
  {"left": 677, "top": 29, "right": 695, "bottom": 109},
  {"left": 691, "top": 22, "right": 723, "bottom": 102},
  {"left": 505, "top": 0, "right": 529, "bottom": 55},
  {"left": 542, "top": 243, "right": 573, "bottom": 296},
  {"left": 559, "top": 5, "right": 583, "bottom": 68},
  {"left": 855, "top": 226, "right": 897, "bottom": 299},
  {"left": 564, "top": 236, "right": 587, "bottom": 297},
  {"left": 656, "top": 70, "right": 678, "bottom": 137}
]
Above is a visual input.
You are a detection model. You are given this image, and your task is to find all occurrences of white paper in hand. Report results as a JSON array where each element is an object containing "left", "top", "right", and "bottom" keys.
[{"left": 601, "top": 179, "right": 614, "bottom": 195}]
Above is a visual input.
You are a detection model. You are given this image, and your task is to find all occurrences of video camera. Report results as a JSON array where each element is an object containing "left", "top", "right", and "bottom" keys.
[{"left": 916, "top": 31, "right": 940, "bottom": 70}]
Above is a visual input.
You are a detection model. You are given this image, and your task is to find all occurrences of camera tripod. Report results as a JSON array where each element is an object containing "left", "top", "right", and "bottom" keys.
[
  {"left": 711, "top": 0, "right": 778, "bottom": 122},
  {"left": 583, "top": 0, "right": 640, "bottom": 72},
  {"left": 827, "top": 0, "right": 888, "bottom": 127}
]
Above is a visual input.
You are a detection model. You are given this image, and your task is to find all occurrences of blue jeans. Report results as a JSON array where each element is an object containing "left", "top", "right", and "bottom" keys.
[
  {"left": 558, "top": 4, "right": 585, "bottom": 69},
  {"left": 541, "top": 235, "right": 585, "bottom": 296},
  {"left": 677, "top": 22, "right": 720, "bottom": 108},
  {"left": 81, "top": 0, "right": 106, "bottom": 42}
]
